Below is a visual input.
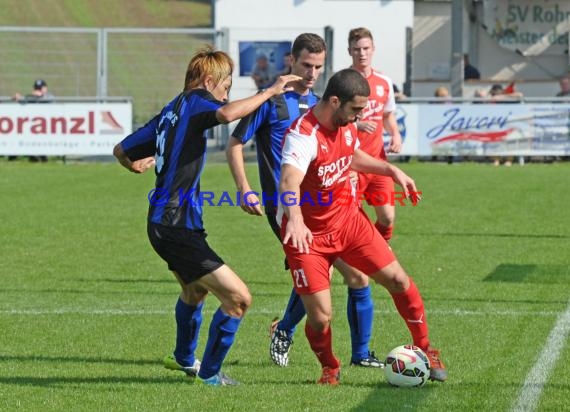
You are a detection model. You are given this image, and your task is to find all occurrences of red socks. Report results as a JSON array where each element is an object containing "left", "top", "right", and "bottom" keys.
[
  {"left": 375, "top": 221, "right": 393, "bottom": 242},
  {"left": 390, "top": 278, "right": 430, "bottom": 351},
  {"left": 305, "top": 323, "right": 340, "bottom": 369}
]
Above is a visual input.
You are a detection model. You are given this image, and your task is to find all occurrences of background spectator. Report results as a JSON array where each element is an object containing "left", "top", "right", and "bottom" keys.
[
  {"left": 393, "top": 83, "right": 407, "bottom": 102},
  {"left": 13, "top": 79, "right": 55, "bottom": 103},
  {"left": 10, "top": 79, "right": 54, "bottom": 162},
  {"left": 251, "top": 54, "right": 277, "bottom": 90},
  {"left": 464, "top": 54, "right": 480, "bottom": 80},
  {"left": 556, "top": 76, "right": 570, "bottom": 97},
  {"left": 278, "top": 51, "right": 292, "bottom": 76},
  {"left": 433, "top": 85, "right": 450, "bottom": 99},
  {"left": 488, "top": 83, "right": 523, "bottom": 102}
]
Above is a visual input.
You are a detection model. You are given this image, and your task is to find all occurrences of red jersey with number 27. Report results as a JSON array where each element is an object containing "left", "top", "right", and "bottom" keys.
[{"left": 278, "top": 109, "right": 360, "bottom": 236}]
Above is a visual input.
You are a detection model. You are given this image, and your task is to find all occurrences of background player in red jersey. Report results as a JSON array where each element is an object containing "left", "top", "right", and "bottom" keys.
[
  {"left": 348, "top": 27, "right": 402, "bottom": 242},
  {"left": 278, "top": 68, "right": 447, "bottom": 385}
]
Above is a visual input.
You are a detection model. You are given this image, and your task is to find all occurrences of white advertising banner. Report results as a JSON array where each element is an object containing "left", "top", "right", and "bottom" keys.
[
  {"left": 385, "top": 104, "right": 570, "bottom": 156},
  {"left": 0, "top": 103, "right": 132, "bottom": 155},
  {"left": 482, "top": 0, "right": 570, "bottom": 55}
]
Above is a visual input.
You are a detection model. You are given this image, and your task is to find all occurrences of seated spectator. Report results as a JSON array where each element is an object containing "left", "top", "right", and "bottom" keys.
[
  {"left": 433, "top": 86, "right": 451, "bottom": 104},
  {"left": 556, "top": 76, "right": 570, "bottom": 97},
  {"left": 464, "top": 54, "right": 480, "bottom": 80},
  {"left": 434, "top": 86, "right": 449, "bottom": 98},
  {"left": 251, "top": 54, "right": 277, "bottom": 91},
  {"left": 489, "top": 83, "right": 523, "bottom": 102}
]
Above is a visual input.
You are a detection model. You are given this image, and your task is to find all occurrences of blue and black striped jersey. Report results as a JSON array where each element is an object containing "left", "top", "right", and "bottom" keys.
[
  {"left": 120, "top": 89, "right": 223, "bottom": 230},
  {"left": 231, "top": 90, "right": 319, "bottom": 209}
]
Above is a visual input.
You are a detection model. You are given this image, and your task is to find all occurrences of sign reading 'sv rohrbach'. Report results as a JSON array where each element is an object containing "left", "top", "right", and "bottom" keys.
[
  {"left": 0, "top": 103, "right": 132, "bottom": 155},
  {"left": 483, "top": 0, "right": 570, "bottom": 55}
]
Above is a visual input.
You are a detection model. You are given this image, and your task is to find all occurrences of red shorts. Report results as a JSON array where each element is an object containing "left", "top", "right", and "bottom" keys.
[
  {"left": 283, "top": 209, "right": 396, "bottom": 295},
  {"left": 357, "top": 173, "right": 395, "bottom": 207}
]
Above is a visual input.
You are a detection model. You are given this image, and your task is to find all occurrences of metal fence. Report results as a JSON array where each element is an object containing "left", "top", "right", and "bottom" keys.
[{"left": 0, "top": 26, "right": 222, "bottom": 126}]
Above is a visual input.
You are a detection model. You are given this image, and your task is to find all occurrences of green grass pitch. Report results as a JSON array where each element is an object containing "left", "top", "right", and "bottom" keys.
[{"left": 0, "top": 159, "right": 568, "bottom": 411}]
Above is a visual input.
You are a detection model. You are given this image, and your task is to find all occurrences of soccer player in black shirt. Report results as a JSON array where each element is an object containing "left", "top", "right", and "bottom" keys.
[{"left": 114, "top": 46, "right": 299, "bottom": 385}]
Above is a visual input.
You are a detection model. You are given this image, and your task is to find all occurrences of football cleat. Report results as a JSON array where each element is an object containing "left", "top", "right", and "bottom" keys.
[
  {"left": 198, "top": 371, "right": 239, "bottom": 386},
  {"left": 318, "top": 366, "right": 341, "bottom": 385},
  {"left": 350, "top": 351, "right": 385, "bottom": 368},
  {"left": 163, "top": 354, "right": 201, "bottom": 378},
  {"left": 270, "top": 327, "right": 293, "bottom": 367},
  {"left": 269, "top": 318, "right": 293, "bottom": 367},
  {"left": 425, "top": 347, "right": 448, "bottom": 382}
]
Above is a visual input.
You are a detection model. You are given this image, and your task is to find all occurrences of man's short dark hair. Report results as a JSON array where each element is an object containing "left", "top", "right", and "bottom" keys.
[
  {"left": 291, "top": 33, "right": 326, "bottom": 59},
  {"left": 348, "top": 27, "right": 373, "bottom": 46},
  {"left": 322, "top": 69, "right": 370, "bottom": 105},
  {"left": 33, "top": 79, "right": 47, "bottom": 90}
]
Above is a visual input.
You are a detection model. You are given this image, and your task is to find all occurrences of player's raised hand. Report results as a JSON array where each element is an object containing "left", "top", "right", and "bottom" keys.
[
  {"left": 131, "top": 156, "right": 156, "bottom": 174},
  {"left": 282, "top": 215, "right": 313, "bottom": 254},
  {"left": 267, "top": 74, "right": 303, "bottom": 95}
]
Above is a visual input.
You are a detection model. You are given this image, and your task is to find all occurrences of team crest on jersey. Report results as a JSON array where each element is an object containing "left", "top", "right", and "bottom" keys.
[
  {"left": 344, "top": 130, "right": 353, "bottom": 146},
  {"left": 376, "top": 85, "right": 384, "bottom": 97}
]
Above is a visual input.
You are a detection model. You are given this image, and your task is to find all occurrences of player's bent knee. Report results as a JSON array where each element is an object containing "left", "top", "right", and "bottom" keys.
[
  {"left": 307, "top": 316, "right": 331, "bottom": 332},
  {"left": 349, "top": 273, "right": 369, "bottom": 289},
  {"left": 234, "top": 290, "right": 253, "bottom": 317},
  {"left": 389, "top": 275, "right": 409, "bottom": 293},
  {"left": 371, "top": 261, "right": 410, "bottom": 293}
]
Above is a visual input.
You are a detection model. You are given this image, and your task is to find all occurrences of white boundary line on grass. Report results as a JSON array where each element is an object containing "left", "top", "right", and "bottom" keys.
[
  {"left": 0, "top": 308, "right": 563, "bottom": 316},
  {"left": 511, "top": 299, "right": 570, "bottom": 412}
]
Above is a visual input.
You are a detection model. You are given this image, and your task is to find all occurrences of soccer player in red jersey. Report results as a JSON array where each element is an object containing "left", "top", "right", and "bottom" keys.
[
  {"left": 348, "top": 27, "right": 402, "bottom": 242},
  {"left": 278, "top": 69, "right": 447, "bottom": 385},
  {"left": 227, "top": 33, "right": 382, "bottom": 369}
]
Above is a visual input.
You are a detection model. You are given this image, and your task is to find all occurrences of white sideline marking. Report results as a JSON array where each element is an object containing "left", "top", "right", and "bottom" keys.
[
  {"left": 511, "top": 300, "right": 570, "bottom": 412},
  {"left": 0, "top": 308, "right": 563, "bottom": 317}
]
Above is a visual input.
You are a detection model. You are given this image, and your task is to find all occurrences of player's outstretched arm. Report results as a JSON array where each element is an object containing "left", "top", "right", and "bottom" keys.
[
  {"left": 352, "top": 149, "right": 419, "bottom": 200},
  {"left": 279, "top": 164, "right": 313, "bottom": 254},
  {"left": 216, "top": 74, "right": 301, "bottom": 124},
  {"left": 226, "top": 136, "right": 263, "bottom": 216}
]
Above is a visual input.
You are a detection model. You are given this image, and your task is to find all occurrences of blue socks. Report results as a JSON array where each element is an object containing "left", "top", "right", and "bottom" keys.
[
  {"left": 277, "top": 288, "right": 306, "bottom": 335},
  {"left": 198, "top": 308, "right": 241, "bottom": 380},
  {"left": 174, "top": 298, "right": 203, "bottom": 367},
  {"left": 347, "top": 286, "right": 373, "bottom": 361}
]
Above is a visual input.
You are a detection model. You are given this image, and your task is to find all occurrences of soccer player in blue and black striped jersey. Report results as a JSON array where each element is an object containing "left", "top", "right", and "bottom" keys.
[
  {"left": 226, "top": 34, "right": 382, "bottom": 369},
  {"left": 113, "top": 47, "right": 300, "bottom": 386}
]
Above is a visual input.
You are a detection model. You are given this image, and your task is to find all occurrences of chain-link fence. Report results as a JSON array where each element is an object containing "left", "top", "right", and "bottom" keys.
[{"left": 0, "top": 27, "right": 221, "bottom": 126}]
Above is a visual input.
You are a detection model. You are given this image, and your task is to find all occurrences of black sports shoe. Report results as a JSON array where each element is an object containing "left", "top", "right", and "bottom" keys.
[{"left": 351, "top": 351, "right": 385, "bottom": 368}]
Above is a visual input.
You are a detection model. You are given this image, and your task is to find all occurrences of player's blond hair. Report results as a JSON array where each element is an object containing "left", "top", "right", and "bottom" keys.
[{"left": 184, "top": 46, "right": 234, "bottom": 91}]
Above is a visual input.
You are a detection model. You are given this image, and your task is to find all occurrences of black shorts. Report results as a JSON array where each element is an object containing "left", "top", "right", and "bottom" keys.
[
  {"left": 147, "top": 222, "right": 224, "bottom": 284},
  {"left": 265, "top": 209, "right": 282, "bottom": 242},
  {"left": 265, "top": 211, "right": 289, "bottom": 270}
]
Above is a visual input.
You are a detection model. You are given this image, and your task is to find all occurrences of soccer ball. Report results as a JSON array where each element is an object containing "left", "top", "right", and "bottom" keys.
[{"left": 384, "top": 344, "right": 430, "bottom": 387}]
